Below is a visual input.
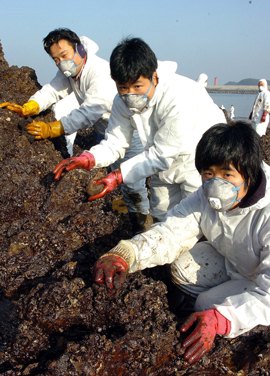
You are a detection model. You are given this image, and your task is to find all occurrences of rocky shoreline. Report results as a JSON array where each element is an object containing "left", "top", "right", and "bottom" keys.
[{"left": 1, "top": 40, "right": 270, "bottom": 375}]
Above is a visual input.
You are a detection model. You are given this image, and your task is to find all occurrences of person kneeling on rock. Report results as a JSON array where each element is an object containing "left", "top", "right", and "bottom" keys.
[
  {"left": 93, "top": 121, "right": 270, "bottom": 364},
  {"left": 0, "top": 28, "right": 119, "bottom": 156},
  {"left": 52, "top": 36, "right": 226, "bottom": 228}
]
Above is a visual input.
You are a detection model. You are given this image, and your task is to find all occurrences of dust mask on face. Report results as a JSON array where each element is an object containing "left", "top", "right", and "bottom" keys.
[
  {"left": 203, "top": 177, "right": 245, "bottom": 212},
  {"left": 58, "top": 44, "right": 85, "bottom": 78},
  {"left": 121, "top": 76, "right": 153, "bottom": 114},
  {"left": 259, "top": 86, "right": 265, "bottom": 92}
]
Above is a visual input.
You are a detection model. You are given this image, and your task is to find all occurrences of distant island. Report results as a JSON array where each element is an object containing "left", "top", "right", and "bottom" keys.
[
  {"left": 207, "top": 78, "right": 270, "bottom": 94},
  {"left": 224, "top": 78, "right": 270, "bottom": 86}
]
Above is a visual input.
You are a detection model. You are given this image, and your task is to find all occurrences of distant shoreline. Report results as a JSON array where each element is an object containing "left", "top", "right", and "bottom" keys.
[{"left": 207, "top": 86, "right": 257, "bottom": 95}]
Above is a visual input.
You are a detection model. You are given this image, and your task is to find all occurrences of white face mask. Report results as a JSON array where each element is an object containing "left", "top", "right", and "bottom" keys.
[
  {"left": 259, "top": 86, "right": 265, "bottom": 92},
  {"left": 121, "top": 77, "right": 153, "bottom": 113},
  {"left": 203, "top": 177, "right": 245, "bottom": 212},
  {"left": 58, "top": 46, "right": 84, "bottom": 78}
]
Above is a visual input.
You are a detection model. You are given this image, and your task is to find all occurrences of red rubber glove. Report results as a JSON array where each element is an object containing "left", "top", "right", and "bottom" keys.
[
  {"left": 53, "top": 152, "right": 95, "bottom": 180},
  {"left": 180, "top": 309, "right": 231, "bottom": 364},
  {"left": 261, "top": 110, "right": 268, "bottom": 123},
  {"left": 88, "top": 169, "right": 123, "bottom": 201},
  {"left": 249, "top": 112, "right": 252, "bottom": 120},
  {"left": 93, "top": 255, "right": 129, "bottom": 292}
]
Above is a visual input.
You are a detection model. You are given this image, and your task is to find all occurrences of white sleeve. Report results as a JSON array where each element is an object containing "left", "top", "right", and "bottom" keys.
[
  {"left": 30, "top": 71, "right": 72, "bottom": 112},
  {"left": 89, "top": 95, "right": 135, "bottom": 168},
  {"left": 127, "top": 190, "right": 203, "bottom": 273},
  {"left": 61, "top": 66, "right": 117, "bottom": 134}
]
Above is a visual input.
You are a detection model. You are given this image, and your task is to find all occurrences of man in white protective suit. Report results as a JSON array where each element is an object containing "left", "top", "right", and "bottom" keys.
[
  {"left": 93, "top": 121, "right": 270, "bottom": 364},
  {"left": 0, "top": 29, "right": 149, "bottom": 232},
  {"left": 249, "top": 79, "right": 270, "bottom": 136},
  {"left": 53, "top": 37, "right": 226, "bottom": 223}
]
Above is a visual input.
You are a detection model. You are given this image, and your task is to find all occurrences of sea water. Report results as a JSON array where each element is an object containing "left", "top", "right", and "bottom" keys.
[{"left": 209, "top": 93, "right": 255, "bottom": 119}]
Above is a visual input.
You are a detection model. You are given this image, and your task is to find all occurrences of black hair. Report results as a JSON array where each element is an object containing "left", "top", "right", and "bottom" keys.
[
  {"left": 110, "top": 37, "right": 158, "bottom": 84},
  {"left": 195, "top": 121, "right": 263, "bottom": 189},
  {"left": 43, "top": 28, "right": 81, "bottom": 55}
]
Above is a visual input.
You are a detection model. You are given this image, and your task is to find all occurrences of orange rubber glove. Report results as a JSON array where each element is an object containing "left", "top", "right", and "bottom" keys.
[
  {"left": 93, "top": 255, "right": 129, "bottom": 291},
  {"left": 88, "top": 169, "right": 123, "bottom": 201},
  {"left": 26, "top": 120, "right": 65, "bottom": 139},
  {"left": 180, "top": 309, "right": 231, "bottom": 364},
  {"left": 0, "top": 100, "right": 40, "bottom": 117},
  {"left": 53, "top": 152, "right": 95, "bottom": 180}
]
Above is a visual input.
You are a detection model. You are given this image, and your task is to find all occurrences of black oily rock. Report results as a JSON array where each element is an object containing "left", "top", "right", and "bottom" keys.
[
  {"left": 1, "top": 41, "right": 270, "bottom": 375},
  {"left": 17, "top": 117, "right": 36, "bottom": 143}
]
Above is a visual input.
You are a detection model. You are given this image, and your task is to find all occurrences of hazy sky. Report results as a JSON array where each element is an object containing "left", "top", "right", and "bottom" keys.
[{"left": 0, "top": 0, "right": 269, "bottom": 86}]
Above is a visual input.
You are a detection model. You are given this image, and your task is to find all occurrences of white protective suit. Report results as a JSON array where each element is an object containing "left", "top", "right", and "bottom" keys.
[
  {"left": 251, "top": 79, "right": 270, "bottom": 136},
  {"left": 120, "top": 161, "right": 270, "bottom": 339},
  {"left": 229, "top": 105, "right": 234, "bottom": 120},
  {"left": 30, "top": 36, "right": 148, "bottom": 215},
  {"left": 196, "top": 73, "right": 208, "bottom": 87},
  {"left": 89, "top": 61, "right": 226, "bottom": 220}
]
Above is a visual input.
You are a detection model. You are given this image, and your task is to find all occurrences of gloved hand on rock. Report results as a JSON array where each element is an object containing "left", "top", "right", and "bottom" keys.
[
  {"left": 0, "top": 100, "right": 40, "bottom": 117},
  {"left": 180, "top": 309, "right": 231, "bottom": 364},
  {"left": 53, "top": 152, "right": 95, "bottom": 180},
  {"left": 26, "top": 120, "right": 65, "bottom": 139},
  {"left": 93, "top": 255, "right": 129, "bottom": 292},
  {"left": 88, "top": 169, "right": 123, "bottom": 201},
  {"left": 93, "top": 241, "right": 135, "bottom": 293}
]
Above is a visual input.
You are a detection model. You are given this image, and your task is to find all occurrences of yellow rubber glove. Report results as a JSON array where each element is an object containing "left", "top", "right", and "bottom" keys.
[
  {"left": 26, "top": 120, "right": 65, "bottom": 139},
  {"left": 0, "top": 100, "right": 40, "bottom": 116}
]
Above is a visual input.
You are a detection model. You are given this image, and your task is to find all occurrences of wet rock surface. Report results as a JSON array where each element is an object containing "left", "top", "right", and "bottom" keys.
[{"left": 1, "top": 40, "right": 270, "bottom": 375}]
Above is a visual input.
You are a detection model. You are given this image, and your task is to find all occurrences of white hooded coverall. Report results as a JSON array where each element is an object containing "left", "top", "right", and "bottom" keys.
[
  {"left": 251, "top": 79, "right": 270, "bottom": 136},
  {"left": 89, "top": 62, "right": 226, "bottom": 220},
  {"left": 229, "top": 105, "right": 234, "bottom": 120},
  {"left": 123, "top": 161, "right": 270, "bottom": 339},
  {"left": 30, "top": 36, "right": 148, "bottom": 215},
  {"left": 196, "top": 73, "right": 208, "bottom": 87}
]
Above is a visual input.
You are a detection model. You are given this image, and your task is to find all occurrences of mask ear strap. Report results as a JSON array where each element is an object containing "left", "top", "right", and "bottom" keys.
[
  {"left": 142, "top": 75, "right": 153, "bottom": 99},
  {"left": 232, "top": 198, "right": 242, "bottom": 203},
  {"left": 232, "top": 181, "right": 245, "bottom": 192},
  {"left": 232, "top": 181, "right": 245, "bottom": 203}
]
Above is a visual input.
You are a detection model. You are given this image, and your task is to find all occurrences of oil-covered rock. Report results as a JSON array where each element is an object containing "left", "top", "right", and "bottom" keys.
[{"left": 0, "top": 40, "right": 270, "bottom": 375}]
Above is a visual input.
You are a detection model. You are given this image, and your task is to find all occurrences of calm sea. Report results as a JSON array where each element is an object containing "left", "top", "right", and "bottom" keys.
[{"left": 209, "top": 93, "right": 255, "bottom": 119}]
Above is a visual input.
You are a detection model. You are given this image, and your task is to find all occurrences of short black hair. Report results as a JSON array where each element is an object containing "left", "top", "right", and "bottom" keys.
[
  {"left": 195, "top": 121, "right": 263, "bottom": 189},
  {"left": 43, "top": 28, "right": 80, "bottom": 55},
  {"left": 110, "top": 37, "right": 158, "bottom": 84}
]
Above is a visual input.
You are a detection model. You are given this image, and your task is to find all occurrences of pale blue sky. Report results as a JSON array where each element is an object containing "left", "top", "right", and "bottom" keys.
[{"left": 0, "top": 0, "right": 269, "bottom": 86}]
